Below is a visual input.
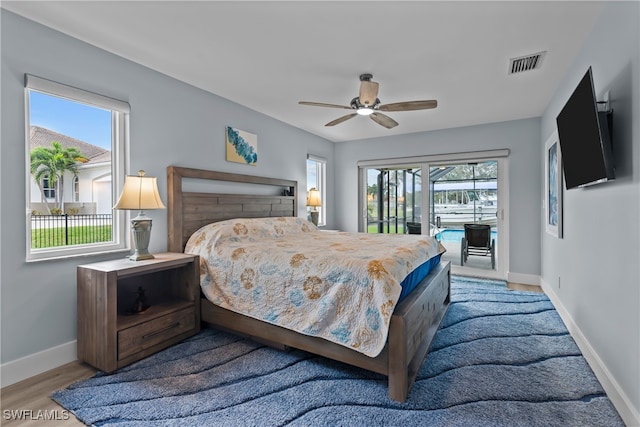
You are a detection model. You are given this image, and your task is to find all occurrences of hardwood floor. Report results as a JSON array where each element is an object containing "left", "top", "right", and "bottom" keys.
[
  {"left": 507, "top": 282, "right": 544, "bottom": 293},
  {"left": 1, "top": 361, "right": 96, "bottom": 426}
]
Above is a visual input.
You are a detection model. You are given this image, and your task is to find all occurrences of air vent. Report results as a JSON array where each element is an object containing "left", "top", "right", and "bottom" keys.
[{"left": 509, "top": 51, "right": 546, "bottom": 74}]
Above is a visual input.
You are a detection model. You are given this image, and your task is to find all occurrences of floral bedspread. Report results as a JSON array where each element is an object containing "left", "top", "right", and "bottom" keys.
[{"left": 185, "top": 217, "right": 445, "bottom": 357}]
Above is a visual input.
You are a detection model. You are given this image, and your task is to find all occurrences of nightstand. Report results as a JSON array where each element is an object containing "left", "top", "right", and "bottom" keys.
[{"left": 77, "top": 253, "right": 201, "bottom": 372}]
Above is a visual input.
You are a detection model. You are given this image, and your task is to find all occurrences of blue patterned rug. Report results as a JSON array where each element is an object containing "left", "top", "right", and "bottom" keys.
[{"left": 53, "top": 276, "right": 624, "bottom": 426}]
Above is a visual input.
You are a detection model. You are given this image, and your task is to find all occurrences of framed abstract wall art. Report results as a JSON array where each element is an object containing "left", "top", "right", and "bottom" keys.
[
  {"left": 545, "top": 131, "right": 563, "bottom": 238},
  {"left": 226, "top": 126, "right": 257, "bottom": 166}
]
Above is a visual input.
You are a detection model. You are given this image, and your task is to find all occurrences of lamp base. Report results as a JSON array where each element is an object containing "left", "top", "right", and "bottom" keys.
[
  {"left": 129, "top": 251, "right": 155, "bottom": 261},
  {"left": 129, "top": 212, "right": 154, "bottom": 261},
  {"left": 310, "top": 211, "right": 319, "bottom": 226}
]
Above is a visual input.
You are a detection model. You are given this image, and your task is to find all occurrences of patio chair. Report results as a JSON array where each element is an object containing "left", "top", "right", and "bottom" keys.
[
  {"left": 406, "top": 222, "right": 421, "bottom": 234},
  {"left": 461, "top": 223, "right": 495, "bottom": 269}
]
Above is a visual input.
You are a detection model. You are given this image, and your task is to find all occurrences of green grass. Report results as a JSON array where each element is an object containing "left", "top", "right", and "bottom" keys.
[
  {"left": 367, "top": 224, "right": 406, "bottom": 234},
  {"left": 31, "top": 225, "right": 113, "bottom": 248}
]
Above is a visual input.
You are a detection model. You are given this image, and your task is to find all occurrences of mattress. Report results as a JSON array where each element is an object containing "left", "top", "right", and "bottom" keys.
[{"left": 398, "top": 253, "right": 443, "bottom": 301}]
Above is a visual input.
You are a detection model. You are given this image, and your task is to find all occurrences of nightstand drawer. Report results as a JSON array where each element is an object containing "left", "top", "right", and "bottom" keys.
[{"left": 118, "top": 307, "right": 195, "bottom": 360}]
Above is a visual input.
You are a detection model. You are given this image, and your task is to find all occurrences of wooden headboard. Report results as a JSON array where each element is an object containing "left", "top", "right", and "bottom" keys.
[{"left": 167, "top": 166, "right": 297, "bottom": 252}]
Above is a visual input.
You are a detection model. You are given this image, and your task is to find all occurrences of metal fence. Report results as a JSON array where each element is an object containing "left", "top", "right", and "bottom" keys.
[{"left": 31, "top": 214, "right": 113, "bottom": 248}]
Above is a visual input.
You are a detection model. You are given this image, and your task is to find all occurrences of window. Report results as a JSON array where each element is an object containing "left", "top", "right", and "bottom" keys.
[
  {"left": 25, "top": 74, "right": 129, "bottom": 261},
  {"left": 73, "top": 176, "right": 80, "bottom": 202},
  {"left": 42, "top": 175, "right": 56, "bottom": 200},
  {"left": 306, "top": 155, "right": 326, "bottom": 226}
]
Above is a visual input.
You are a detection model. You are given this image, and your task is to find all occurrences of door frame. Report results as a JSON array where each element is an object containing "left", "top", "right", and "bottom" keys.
[{"left": 358, "top": 149, "right": 509, "bottom": 280}]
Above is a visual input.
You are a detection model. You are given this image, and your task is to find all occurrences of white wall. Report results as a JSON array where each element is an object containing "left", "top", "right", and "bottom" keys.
[
  {"left": 0, "top": 10, "right": 334, "bottom": 379},
  {"left": 540, "top": 2, "right": 639, "bottom": 423},
  {"left": 334, "top": 118, "right": 542, "bottom": 277}
]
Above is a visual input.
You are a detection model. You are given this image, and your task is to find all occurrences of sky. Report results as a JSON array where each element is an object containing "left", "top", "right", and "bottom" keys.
[
  {"left": 306, "top": 159, "right": 317, "bottom": 191},
  {"left": 29, "top": 90, "right": 112, "bottom": 150}
]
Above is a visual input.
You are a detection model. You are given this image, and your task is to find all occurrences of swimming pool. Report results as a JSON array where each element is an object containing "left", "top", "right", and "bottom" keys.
[{"left": 436, "top": 228, "right": 497, "bottom": 243}]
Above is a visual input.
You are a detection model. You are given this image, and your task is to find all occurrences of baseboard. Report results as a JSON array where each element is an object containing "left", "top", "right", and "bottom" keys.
[
  {"left": 1, "top": 340, "right": 77, "bottom": 388},
  {"left": 540, "top": 279, "right": 640, "bottom": 427},
  {"left": 451, "top": 268, "right": 540, "bottom": 286},
  {"left": 506, "top": 271, "right": 540, "bottom": 286}
]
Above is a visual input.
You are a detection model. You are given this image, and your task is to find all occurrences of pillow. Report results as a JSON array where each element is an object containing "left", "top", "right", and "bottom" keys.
[{"left": 186, "top": 217, "right": 317, "bottom": 252}]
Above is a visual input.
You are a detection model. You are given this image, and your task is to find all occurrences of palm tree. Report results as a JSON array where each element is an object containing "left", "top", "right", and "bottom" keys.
[{"left": 30, "top": 141, "right": 87, "bottom": 214}]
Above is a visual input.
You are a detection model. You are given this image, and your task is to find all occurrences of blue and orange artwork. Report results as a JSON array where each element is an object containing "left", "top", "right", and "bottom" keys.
[{"left": 226, "top": 126, "right": 257, "bottom": 165}]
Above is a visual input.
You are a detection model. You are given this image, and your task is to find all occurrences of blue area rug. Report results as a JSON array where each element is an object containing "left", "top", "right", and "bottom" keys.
[{"left": 53, "top": 276, "right": 624, "bottom": 426}]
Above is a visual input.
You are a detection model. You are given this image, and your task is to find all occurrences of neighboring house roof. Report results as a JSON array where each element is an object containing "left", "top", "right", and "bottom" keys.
[{"left": 30, "top": 126, "right": 110, "bottom": 164}]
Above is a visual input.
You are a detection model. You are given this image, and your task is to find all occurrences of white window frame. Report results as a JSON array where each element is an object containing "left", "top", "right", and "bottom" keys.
[
  {"left": 25, "top": 74, "right": 130, "bottom": 261},
  {"left": 73, "top": 175, "right": 80, "bottom": 202},
  {"left": 307, "top": 154, "right": 327, "bottom": 226}
]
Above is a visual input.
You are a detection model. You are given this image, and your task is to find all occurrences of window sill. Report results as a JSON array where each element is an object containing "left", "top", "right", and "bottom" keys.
[{"left": 26, "top": 247, "right": 130, "bottom": 263}]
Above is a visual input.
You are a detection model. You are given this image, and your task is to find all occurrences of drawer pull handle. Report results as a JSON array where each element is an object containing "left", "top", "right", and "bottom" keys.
[{"left": 143, "top": 322, "right": 180, "bottom": 340}]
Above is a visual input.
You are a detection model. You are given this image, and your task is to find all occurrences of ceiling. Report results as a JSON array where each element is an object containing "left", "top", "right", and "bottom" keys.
[{"left": 2, "top": 1, "right": 605, "bottom": 143}]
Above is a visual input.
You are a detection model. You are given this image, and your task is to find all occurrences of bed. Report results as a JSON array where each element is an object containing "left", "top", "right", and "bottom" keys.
[{"left": 167, "top": 166, "right": 451, "bottom": 402}]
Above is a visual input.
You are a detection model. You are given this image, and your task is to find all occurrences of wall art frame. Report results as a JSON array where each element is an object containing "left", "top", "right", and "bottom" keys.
[
  {"left": 226, "top": 126, "right": 257, "bottom": 166},
  {"left": 545, "top": 131, "right": 563, "bottom": 238}
]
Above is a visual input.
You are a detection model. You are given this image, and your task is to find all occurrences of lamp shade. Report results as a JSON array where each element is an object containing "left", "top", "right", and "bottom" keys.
[
  {"left": 114, "top": 170, "right": 166, "bottom": 211},
  {"left": 306, "top": 188, "right": 322, "bottom": 207}
]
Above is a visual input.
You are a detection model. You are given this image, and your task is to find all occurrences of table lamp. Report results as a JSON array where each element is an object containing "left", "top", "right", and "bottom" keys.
[
  {"left": 306, "top": 187, "right": 322, "bottom": 226},
  {"left": 114, "top": 170, "right": 166, "bottom": 261}
]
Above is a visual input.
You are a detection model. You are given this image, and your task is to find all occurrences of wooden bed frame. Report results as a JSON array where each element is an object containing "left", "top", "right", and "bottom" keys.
[{"left": 167, "top": 165, "right": 451, "bottom": 402}]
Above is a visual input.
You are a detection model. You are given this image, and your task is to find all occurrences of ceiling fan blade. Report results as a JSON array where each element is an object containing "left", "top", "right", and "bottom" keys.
[
  {"left": 378, "top": 100, "right": 438, "bottom": 112},
  {"left": 359, "top": 80, "right": 379, "bottom": 106},
  {"left": 299, "top": 101, "right": 353, "bottom": 110},
  {"left": 370, "top": 112, "right": 399, "bottom": 129},
  {"left": 325, "top": 113, "right": 357, "bottom": 127}
]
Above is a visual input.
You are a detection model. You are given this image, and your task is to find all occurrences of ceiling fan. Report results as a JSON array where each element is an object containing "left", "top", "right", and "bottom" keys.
[{"left": 299, "top": 74, "right": 437, "bottom": 129}]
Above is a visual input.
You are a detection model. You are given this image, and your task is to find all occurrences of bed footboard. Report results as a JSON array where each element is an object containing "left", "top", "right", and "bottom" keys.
[
  {"left": 387, "top": 260, "right": 451, "bottom": 401},
  {"left": 200, "top": 260, "right": 451, "bottom": 403}
]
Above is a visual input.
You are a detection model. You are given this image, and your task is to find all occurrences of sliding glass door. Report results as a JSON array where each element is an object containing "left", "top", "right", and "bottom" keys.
[
  {"left": 359, "top": 152, "right": 508, "bottom": 279},
  {"left": 364, "top": 167, "right": 421, "bottom": 234},
  {"left": 428, "top": 161, "right": 499, "bottom": 272}
]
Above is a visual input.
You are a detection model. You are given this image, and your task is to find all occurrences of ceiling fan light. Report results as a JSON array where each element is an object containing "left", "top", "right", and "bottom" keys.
[{"left": 357, "top": 107, "right": 374, "bottom": 116}]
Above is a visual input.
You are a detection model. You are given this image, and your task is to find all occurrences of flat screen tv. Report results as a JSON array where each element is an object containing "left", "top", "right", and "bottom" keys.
[{"left": 556, "top": 67, "right": 614, "bottom": 189}]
